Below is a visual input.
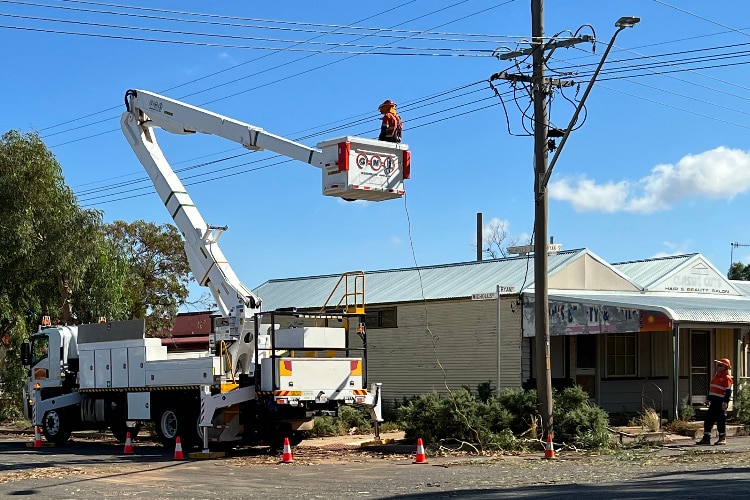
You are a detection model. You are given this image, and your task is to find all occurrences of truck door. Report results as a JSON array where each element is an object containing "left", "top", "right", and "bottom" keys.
[{"left": 30, "top": 335, "right": 50, "bottom": 382}]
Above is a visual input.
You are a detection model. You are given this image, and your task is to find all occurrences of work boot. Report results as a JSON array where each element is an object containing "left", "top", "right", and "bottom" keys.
[
  {"left": 695, "top": 435, "right": 711, "bottom": 445},
  {"left": 714, "top": 436, "right": 727, "bottom": 445}
]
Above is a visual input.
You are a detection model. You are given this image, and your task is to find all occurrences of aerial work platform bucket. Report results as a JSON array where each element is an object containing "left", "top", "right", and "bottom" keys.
[{"left": 317, "top": 136, "right": 410, "bottom": 202}]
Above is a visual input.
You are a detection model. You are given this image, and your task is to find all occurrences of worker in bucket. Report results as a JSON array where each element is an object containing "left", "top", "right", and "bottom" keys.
[
  {"left": 696, "top": 357, "right": 733, "bottom": 445},
  {"left": 378, "top": 99, "right": 403, "bottom": 143}
]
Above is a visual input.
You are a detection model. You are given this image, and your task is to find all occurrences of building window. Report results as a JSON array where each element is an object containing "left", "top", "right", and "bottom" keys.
[
  {"left": 365, "top": 307, "right": 397, "bottom": 328},
  {"left": 606, "top": 333, "right": 637, "bottom": 376}
]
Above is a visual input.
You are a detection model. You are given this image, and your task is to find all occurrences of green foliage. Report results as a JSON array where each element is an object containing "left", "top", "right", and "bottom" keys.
[
  {"left": 308, "top": 406, "right": 373, "bottom": 437},
  {"left": 552, "top": 386, "right": 611, "bottom": 448},
  {"left": 734, "top": 383, "right": 750, "bottom": 424},
  {"left": 398, "top": 389, "right": 515, "bottom": 449},
  {"left": 338, "top": 405, "right": 372, "bottom": 433},
  {"left": 496, "top": 387, "right": 539, "bottom": 434},
  {"left": 475, "top": 380, "right": 495, "bottom": 402},
  {"left": 308, "top": 416, "right": 344, "bottom": 437},
  {"left": 678, "top": 395, "right": 695, "bottom": 422},
  {"left": 104, "top": 220, "right": 191, "bottom": 336},
  {"left": 728, "top": 262, "right": 750, "bottom": 281}
]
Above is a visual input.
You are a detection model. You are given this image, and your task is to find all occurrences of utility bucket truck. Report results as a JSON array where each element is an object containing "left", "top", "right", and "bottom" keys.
[{"left": 20, "top": 90, "right": 409, "bottom": 451}]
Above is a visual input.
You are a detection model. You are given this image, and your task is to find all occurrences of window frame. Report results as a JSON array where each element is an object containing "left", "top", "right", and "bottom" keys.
[
  {"left": 364, "top": 307, "right": 397, "bottom": 329},
  {"left": 605, "top": 332, "right": 638, "bottom": 377}
]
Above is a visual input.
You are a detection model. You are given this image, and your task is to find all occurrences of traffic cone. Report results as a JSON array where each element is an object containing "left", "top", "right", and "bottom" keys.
[
  {"left": 413, "top": 437, "right": 428, "bottom": 464},
  {"left": 173, "top": 436, "right": 184, "bottom": 460},
  {"left": 33, "top": 426, "right": 43, "bottom": 448},
  {"left": 544, "top": 434, "right": 556, "bottom": 459},
  {"left": 281, "top": 437, "right": 293, "bottom": 463},
  {"left": 123, "top": 431, "right": 134, "bottom": 454}
]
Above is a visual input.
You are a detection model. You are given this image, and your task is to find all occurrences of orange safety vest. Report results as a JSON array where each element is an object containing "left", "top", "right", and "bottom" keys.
[
  {"left": 380, "top": 112, "right": 403, "bottom": 142},
  {"left": 708, "top": 372, "right": 733, "bottom": 399}
]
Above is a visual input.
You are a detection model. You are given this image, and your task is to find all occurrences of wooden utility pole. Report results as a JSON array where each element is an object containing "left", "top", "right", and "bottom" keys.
[
  {"left": 492, "top": 3, "right": 639, "bottom": 440},
  {"left": 530, "top": 0, "right": 554, "bottom": 439}
]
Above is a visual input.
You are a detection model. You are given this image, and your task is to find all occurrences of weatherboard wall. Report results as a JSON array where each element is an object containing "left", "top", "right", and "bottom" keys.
[{"left": 359, "top": 298, "right": 519, "bottom": 403}]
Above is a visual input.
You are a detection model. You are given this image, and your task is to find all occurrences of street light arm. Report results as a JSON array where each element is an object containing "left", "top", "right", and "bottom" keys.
[{"left": 540, "top": 25, "right": 631, "bottom": 191}]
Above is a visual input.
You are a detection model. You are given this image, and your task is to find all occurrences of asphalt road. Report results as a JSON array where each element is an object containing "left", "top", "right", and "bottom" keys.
[{"left": 2, "top": 433, "right": 750, "bottom": 499}]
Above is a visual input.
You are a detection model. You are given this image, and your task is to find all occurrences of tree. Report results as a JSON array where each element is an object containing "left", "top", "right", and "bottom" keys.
[
  {"left": 0, "top": 130, "right": 125, "bottom": 418},
  {"left": 728, "top": 262, "right": 750, "bottom": 281},
  {"left": 476, "top": 218, "right": 521, "bottom": 259},
  {"left": 104, "top": 220, "right": 191, "bottom": 336}
]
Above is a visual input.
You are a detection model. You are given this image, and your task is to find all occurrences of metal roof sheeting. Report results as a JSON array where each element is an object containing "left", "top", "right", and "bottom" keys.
[
  {"left": 254, "top": 249, "right": 587, "bottom": 311},
  {"left": 612, "top": 254, "right": 696, "bottom": 289},
  {"left": 731, "top": 280, "right": 750, "bottom": 297},
  {"left": 253, "top": 248, "right": 750, "bottom": 324}
]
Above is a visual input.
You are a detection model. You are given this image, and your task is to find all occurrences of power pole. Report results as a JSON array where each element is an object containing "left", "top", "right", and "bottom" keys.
[
  {"left": 530, "top": 0, "right": 554, "bottom": 439},
  {"left": 491, "top": 3, "right": 639, "bottom": 440}
]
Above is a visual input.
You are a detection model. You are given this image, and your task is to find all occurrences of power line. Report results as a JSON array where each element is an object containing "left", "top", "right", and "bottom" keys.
[
  {"left": 1, "top": 0, "right": 526, "bottom": 44},
  {"left": 0, "top": 23, "right": 496, "bottom": 56},
  {"left": 35, "top": 0, "right": 511, "bottom": 140}
]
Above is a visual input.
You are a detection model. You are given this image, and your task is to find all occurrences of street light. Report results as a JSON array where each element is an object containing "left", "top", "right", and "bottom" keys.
[
  {"left": 541, "top": 16, "right": 640, "bottom": 187},
  {"left": 616, "top": 16, "right": 641, "bottom": 28}
]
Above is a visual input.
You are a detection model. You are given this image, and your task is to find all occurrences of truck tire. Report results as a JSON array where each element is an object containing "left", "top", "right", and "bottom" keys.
[
  {"left": 155, "top": 406, "right": 201, "bottom": 449},
  {"left": 42, "top": 409, "right": 72, "bottom": 445}
]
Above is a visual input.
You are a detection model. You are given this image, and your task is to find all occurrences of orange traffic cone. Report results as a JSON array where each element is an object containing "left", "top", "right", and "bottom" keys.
[
  {"left": 281, "top": 437, "right": 294, "bottom": 463},
  {"left": 544, "top": 434, "right": 556, "bottom": 459},
  {"left": 123, "top": 431, "right": 134, "bottom": 454},
  {"left": 33, "top": 426, "right": 43, "bottom": 448},
  {"left": 413, "top": 437, "right": 428, "bottom": 464},
  {"left": 173, "top": 436, "right": 184, "bottom": 460}
]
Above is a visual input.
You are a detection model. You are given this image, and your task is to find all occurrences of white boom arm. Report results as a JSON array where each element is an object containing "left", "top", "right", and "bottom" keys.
[{"left": 120, "top": 89, "right": 410, "bottom": 343}]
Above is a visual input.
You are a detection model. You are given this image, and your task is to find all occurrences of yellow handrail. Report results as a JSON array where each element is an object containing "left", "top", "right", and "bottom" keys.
[
  {"left": 318, "top": 271, "right": 365, "bottom": 316},
  {"left": 218, "top": 340, "right": 236, "bottom": 384}
]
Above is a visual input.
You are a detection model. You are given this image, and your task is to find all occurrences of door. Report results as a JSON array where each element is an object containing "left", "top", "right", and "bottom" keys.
[
  {"left": 690, "top": 331, "right": 710, "bottom": 405},
  {"left": 575, "top": 335, "right": 597, "bottom": 399}
]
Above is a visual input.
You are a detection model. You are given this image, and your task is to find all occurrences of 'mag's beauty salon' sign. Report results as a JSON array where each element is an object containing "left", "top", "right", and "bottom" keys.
[{"left": 522, "top": 297, "right": 641, "bottom": 337}]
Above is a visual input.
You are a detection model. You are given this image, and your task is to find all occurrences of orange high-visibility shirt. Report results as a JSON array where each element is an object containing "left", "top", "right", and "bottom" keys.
[
  {"left": 380, "top": 112, "right": 403, "bottom": 142},
  {"left": 708, "top": 372, "right": 733, "bottom": 399}
]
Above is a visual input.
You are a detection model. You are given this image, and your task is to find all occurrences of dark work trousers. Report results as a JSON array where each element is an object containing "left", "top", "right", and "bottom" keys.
[{"left": 704, "top": 397, "right": 727, "bottom": 436}]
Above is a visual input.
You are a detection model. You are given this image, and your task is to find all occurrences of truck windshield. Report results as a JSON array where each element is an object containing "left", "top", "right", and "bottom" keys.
[{"left": 30, "top": 335, "right": 49, "bottom": 366}]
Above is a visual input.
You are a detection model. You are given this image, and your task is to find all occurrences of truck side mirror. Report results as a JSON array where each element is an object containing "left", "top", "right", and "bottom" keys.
[{"left": 21, "top": 342, "right": 31, "bottom": 366}]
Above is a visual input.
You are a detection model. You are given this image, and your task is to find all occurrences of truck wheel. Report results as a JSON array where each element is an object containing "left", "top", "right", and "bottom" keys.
[
  {"left": 155, "top": 406, "right": 201, "bottom": 449},
  {"left": 155, "top": 408, "right": 180, "bottom": 448},
  {"left": 42, "top": 409, "right": 72, "bottom": 445}
]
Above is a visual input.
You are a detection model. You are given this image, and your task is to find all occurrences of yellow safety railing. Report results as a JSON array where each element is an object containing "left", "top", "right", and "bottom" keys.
[
  {"left": 318, "top": 271, "right": 365, "bottom": 317},
  {"left": 218, "top": 340, "right": 237, "bottom": 390}
]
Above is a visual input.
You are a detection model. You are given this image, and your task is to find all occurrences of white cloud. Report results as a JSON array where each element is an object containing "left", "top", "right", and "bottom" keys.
[{"left": 549, "top": 146, "right": 750, "bottom": 213}]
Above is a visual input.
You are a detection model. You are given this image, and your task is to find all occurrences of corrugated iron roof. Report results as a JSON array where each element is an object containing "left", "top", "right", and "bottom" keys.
[
  {"left": 546, "top": 290, "right": 750, "bottom": 323},
  {"left": 253, "top": 249, "right": 750, "bottom": 323},
  {"left": 254, "top": 249, "right": 587, "bottom": 311},
  {"left": 612, "top": 254, "right": 696, "bottom": 289},
  {"left": 731, "top": 280, "right": 750, "bottom": 296}
]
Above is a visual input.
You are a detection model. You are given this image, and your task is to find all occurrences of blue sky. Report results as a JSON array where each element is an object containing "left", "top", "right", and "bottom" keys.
[{"left": 3, "top": 0, "right": 750, "bottom": 306}]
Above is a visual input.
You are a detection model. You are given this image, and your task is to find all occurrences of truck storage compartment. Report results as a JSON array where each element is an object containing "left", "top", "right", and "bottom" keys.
[{"left": 145, "top": 357, "right": 220, "bottom": 387}]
